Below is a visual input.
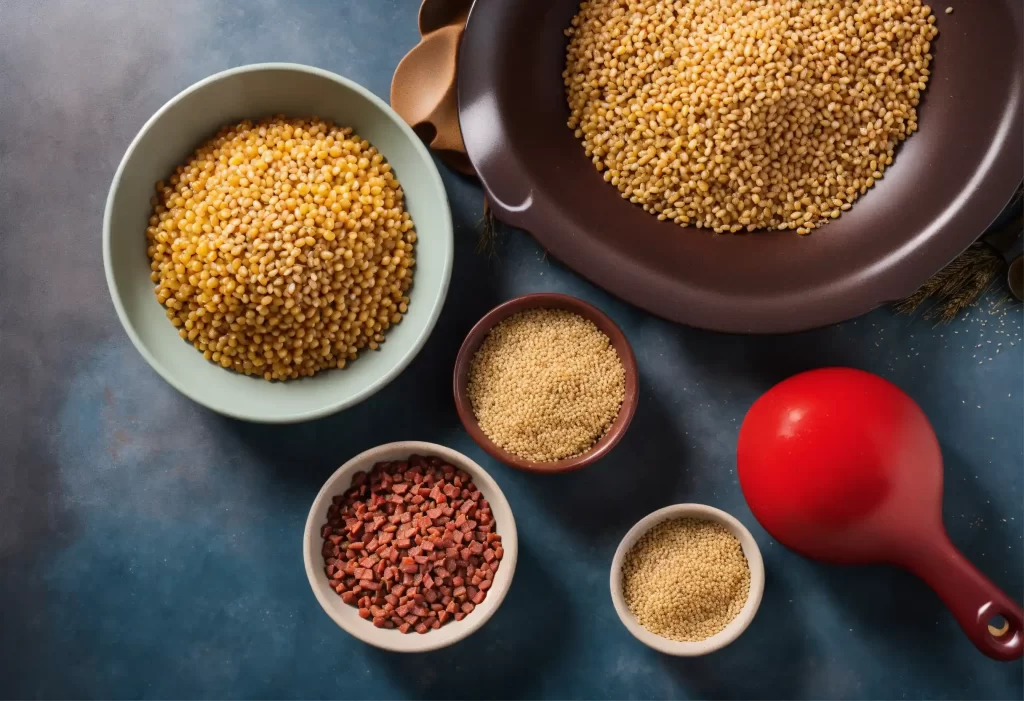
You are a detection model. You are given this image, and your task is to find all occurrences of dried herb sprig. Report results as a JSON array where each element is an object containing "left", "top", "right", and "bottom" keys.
[{"left": 895, "top": 184, "right": 1023, "bottom": 322}]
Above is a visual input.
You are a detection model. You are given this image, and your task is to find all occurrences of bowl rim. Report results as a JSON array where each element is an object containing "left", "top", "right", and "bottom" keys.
[
  {"left": 102, "top": 62, "right": 453, "bottom": 423},
  {"left": 609, "top": 503, "right": 765, "bottom": 656},
  {"left": 452, "top": 293, "right": 639, "bottom": 473},
  {"left": 302, "top": 440, "right": 519, "bottom": 653}
]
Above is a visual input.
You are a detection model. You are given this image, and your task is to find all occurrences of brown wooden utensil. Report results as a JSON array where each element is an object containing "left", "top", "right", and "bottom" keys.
[{"left": 391, "top": 0, "right": 474, "bottom": 175}]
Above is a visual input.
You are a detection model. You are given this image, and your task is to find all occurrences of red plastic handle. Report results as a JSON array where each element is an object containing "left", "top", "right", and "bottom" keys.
[{"left": 905, "top": 530, "right": 1023, "bottom": 661}]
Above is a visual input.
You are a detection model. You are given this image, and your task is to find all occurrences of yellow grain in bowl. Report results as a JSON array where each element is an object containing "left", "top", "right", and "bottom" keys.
[{"left": 146, "top": 116, "right": 415, "bottom": 381}]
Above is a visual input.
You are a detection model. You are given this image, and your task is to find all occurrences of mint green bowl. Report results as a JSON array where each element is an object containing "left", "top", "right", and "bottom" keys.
[{"left": 103, "top": 64, "right": 453, "bottom": 423}]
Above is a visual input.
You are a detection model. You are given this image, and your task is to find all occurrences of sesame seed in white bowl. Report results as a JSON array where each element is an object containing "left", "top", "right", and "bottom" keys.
[{"left": 610, "top": 504, "right": 765, "bottom": 656}]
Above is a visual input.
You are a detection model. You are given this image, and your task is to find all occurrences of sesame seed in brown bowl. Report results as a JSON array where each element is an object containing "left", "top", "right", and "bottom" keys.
[{"left": 452, "top": 293, "right": 638, "bottom": 474}]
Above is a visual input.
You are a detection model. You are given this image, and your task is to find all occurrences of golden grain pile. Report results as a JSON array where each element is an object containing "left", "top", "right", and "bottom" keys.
[
  {"left": 622, "top": 518, "right": 751, "bottom": 642},
  {"left": 467, "top": 309, "right": 625, "bottom": 462},
  {"left": 146, "top": 117, "right": 415, "bottom": 380},
  {"left": 564, "top": 0, "right": 939, "bottom": 233}
]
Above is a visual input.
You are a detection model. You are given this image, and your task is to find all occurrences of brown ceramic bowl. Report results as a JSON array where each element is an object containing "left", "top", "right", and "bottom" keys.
[
  {"left": 453, "top": 293, "right": 639, "bottom": 473},
  {"left": 457, "top": 0, "right": 1023, "bottom": 333}
]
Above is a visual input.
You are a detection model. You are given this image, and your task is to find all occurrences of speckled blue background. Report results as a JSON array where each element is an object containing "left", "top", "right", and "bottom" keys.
[{"left": 1, "top": 1, "right": 1022, "bottom": 699}]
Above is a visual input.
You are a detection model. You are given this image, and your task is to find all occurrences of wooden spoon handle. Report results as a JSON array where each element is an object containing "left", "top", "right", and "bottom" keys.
[
  {"left": 417, "top": 0, "right": 472, "bottom": 36},
  {"left": 906, "top": 530, "right": 1023, "bottom": 661},
  {"left": 390, "top": 0, "right": 475, "bottom": 176}
]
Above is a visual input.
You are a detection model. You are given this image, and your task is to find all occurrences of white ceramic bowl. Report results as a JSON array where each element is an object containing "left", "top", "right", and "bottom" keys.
[
  {"left": 303, "top": 441, "right": 518, "bottom": 652},
  {"left": 103, "top": 63, "right": 453, "bottom": 422},
  {"left": 610, "top": 504, "right": 765, "bottom": 656}
]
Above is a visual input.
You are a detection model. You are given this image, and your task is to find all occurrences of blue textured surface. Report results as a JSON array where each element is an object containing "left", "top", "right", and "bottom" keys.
[{"left": 1, "top": 2, "right": 1022, "bottom": 699}]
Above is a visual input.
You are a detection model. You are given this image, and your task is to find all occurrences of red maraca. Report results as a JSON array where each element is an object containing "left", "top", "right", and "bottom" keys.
[{"left": 737, "top": 367, "right": 1022, "bottom": 661}]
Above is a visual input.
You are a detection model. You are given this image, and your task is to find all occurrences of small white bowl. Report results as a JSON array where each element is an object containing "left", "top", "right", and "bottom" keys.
[
  {"left": 303, "top": 441, "right": 518, "bottom": 652},
  {"left": 610, "top": 504, "right": 765, "bottom": 656}
]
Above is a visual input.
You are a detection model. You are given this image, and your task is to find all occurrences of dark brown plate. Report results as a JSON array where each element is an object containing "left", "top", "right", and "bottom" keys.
[
  {"left": 457, "top": 0, "right": 1023, "bottom": 333},
  {"left": 453, "top": 294, "right": 639, "bottom": 474}
]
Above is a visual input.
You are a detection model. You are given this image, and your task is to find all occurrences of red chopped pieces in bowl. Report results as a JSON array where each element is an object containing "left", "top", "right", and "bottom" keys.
[{"left": 321, "top": 454, "right": 503, "bottom": 633}]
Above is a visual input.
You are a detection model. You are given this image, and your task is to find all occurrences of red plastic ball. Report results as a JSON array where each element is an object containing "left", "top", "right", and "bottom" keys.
[{"left": 737, "top": 367, "right": 943, "bottom": 563}]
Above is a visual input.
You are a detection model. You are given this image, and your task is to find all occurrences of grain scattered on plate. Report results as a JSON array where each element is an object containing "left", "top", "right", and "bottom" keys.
[{"left": 564, "top": 0, "right": 939, "bottom": 234}]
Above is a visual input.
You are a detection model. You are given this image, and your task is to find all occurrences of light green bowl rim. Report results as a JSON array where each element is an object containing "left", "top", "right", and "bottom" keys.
[{"left": 102, "top": 62, "right": 454, "bottom": 423}]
